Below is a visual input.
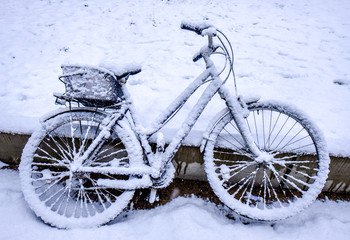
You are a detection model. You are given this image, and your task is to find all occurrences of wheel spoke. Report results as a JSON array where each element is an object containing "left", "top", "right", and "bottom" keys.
[
  {"left": 213, "top": 149, "right": 253, "bottom": 159},
  {"left": 35, "top": 146, "right": 63, "bottom": 163},
  {"left": 267, "top": 112, "right": 281, "bottom": 150},
  {"left": 273, "top": 121, "right": 298, "bottom": 150},
  {"left": 77, "top": 118, "right": 95, "bottom": 157},
  {"left": 52, "top": 187, "right": 69, "bottom": 213},
  {"left": 96, "top": 140, "right": 123, "bottom": 157},
  {"left": 36, "top": 175, "right": 67, "bottom": 198},
  {"left": 217, "top": 135, "right": 254, "bottom": 158},
  {"left": 218, "top": 162, "right": 255, "bottom": 182},
  {"left": 232, "top": 173, "right": 254, "bottom": 198},
  {"left": 94, "top": 149, "right": 128, "bottom": 163},
  {"left": 265, "top": 168, "right": 283, "bottom": 207},
  {"left": 278, "top": 128, "right": 306, "bottom": 151},
  {"left": 48, "top": 132, "right": 74, "bottom": 159},
  {"left": 213, "top": 157, "right": 253, "bottom": 165},
  {"left": 253, "top": 111, "right": 260, "bottom": 147},
  {"left": 45, "top": 135, "right": 69, "bottom": 159},
  {"left": 272, "top": 161, "right": 316, "bottom": 179},
  {"left": 267, "top": 164, "right": 304, "bottom": 193},
  {"left": 287, "top": 143, "right": 315, "bottom": 152},
  {"left": 246, "top": 165, "right": 259, "bottom": 205}
]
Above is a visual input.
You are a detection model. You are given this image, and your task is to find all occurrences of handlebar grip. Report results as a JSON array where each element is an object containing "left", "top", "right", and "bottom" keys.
[
  {"left": 193, "top": 53, "right": 202, "bottom": 62},
  {"left": 180, "top": 21, "right": 213, "bottom": 35}
]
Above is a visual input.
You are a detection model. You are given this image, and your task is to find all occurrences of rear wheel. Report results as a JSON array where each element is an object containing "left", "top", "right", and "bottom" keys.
[
  {"left": 20, "top": 110, "right": 141, "bottom": 228},
  {"left": 204, "top": 101, "right": 329, "bottom": 221}
]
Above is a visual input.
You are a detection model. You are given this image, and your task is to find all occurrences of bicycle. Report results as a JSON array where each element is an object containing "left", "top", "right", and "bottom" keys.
[{"left": 19, "top": 21, "right": 330, "bottom": 228}]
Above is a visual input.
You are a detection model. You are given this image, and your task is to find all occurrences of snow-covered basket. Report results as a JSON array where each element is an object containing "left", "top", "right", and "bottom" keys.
[{"left": 59, "top": 65, "right": 123, "bottom": 107}]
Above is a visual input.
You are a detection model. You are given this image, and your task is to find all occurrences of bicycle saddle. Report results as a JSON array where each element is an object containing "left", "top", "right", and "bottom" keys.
[{"left": 99, "top": 62, "right": 142, "bottom": 80}]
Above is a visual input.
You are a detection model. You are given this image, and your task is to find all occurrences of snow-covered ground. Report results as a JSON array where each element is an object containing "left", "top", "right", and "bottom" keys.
[
  {"left": 0, "top": 168, "right": 350, "bottom": 240},
  {"left": 1, "top": 0, "right": 350, "bottom": 237},
  {"left": 0, "top": 0, "right": 350, "bottom": 156}
]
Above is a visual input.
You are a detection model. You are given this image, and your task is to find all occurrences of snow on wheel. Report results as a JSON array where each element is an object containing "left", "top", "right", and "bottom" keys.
[
  {"left": 19, "top": 110, "right": 141, "bottom": 228},
  {"left": 204, "top": 101, "right": 330, "bottom": 221}
]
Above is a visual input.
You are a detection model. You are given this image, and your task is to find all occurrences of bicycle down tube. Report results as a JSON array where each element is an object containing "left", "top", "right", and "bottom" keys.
[{"left": 125, "top": 47, "right": 262, "bottom": 175}]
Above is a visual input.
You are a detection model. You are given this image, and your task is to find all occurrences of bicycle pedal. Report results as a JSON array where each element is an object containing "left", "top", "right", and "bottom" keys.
[{"left": 156, "top": 132, "right": 165, "bottom": 152}]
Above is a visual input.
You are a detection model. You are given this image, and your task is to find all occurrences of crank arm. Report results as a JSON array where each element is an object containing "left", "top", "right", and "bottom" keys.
[
  {"left": 96, "top": 175, "right": 152, "bottom": 189},
  {"left": 76, "top": 165, "right": 158, "bottom": 176}
]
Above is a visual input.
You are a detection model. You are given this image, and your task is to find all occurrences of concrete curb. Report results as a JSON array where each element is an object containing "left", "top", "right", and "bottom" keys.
[{"left": 1, "top": 132, "right": 349, "bottom": 193}]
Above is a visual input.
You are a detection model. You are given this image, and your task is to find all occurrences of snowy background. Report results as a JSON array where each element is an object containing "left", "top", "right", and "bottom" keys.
[{"left": 1, "top": 0, "right": 350, "bottom": 238}]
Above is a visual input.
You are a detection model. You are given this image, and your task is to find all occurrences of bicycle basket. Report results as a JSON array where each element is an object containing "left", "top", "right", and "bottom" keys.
[{"left": 60, "top": 65, "right": 123, "bottom": 107}]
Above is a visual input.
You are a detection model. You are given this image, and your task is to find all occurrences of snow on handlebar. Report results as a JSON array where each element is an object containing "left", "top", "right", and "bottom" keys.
[{"left": 180, "top": 21, "right": 216, "bottom": 36}]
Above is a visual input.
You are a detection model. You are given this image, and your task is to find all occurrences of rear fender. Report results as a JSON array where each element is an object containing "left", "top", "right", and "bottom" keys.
[{"left": 40, "top": 107, "right": 110, "bottom": 123}]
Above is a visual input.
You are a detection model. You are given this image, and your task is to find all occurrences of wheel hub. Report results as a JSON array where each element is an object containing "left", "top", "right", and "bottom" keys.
[{"left": 255, "top": 152, "right": 274, "bottom": 164}]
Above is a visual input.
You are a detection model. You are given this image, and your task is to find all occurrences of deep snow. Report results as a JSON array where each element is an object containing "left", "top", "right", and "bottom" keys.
[{"left": 0, "top": 168, "right": 350, "bottom": 240}]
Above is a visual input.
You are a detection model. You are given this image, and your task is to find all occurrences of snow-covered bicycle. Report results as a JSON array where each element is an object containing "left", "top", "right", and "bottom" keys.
[{"left": 19, "top": 22, "right": 330, "bottom": 228}]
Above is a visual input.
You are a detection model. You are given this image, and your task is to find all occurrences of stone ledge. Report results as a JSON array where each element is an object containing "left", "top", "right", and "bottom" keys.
[{"left": 1, "top": 132, "right": 349, "bottom": 193}]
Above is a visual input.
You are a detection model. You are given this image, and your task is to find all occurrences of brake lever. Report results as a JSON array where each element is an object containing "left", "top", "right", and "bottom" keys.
[{"left": 192, "top": 45, "right": 220, "bottom": 62}]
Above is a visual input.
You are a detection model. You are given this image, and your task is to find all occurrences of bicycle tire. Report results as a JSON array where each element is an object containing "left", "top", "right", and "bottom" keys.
[
  {"left": 19, "top": 110, "right": 141, "bottom": 228},
  {"left": 204, "top": 100, "right": 329, "bottom": 221}
]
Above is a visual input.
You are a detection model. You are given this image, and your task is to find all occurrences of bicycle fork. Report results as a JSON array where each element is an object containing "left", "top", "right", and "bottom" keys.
[{"left": 218, "top": 84, "right": 264, "bottom": 159}]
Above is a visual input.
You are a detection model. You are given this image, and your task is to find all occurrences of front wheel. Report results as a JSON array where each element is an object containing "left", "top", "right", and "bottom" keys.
[
  {"left": 19, "top": 110, "right": 142, "bottom": 228},
  {"left": 204, "top": 101, "right": 330, "bottom": 221}
]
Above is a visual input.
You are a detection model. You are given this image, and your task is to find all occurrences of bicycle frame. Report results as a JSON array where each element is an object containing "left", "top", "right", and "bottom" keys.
[
  {"left": 121, "top": 38, "right": 262, "bottom": 180},
  {"left": 71, "top": 31, "right": 263, "bottom": 188}
]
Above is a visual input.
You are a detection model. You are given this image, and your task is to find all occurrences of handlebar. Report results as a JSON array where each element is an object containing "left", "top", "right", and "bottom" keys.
[
  {"left": 181, "top": 21, "right": 237, "bottom": 94},
  {"left": 180, "top": 21, "right": 214, "bottom": 36}
]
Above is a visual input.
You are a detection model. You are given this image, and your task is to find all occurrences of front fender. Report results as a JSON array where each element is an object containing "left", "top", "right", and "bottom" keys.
[
  {"left": 200, "top": 107, "right": 230, "bottom": 152},
  {"left": 199, "top": 97, "right": 260, "bottom": 152}
]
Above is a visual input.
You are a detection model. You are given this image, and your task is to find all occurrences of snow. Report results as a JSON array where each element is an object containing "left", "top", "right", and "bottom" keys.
[
  {"left": 0, "top": 0, "right": 350, "bottom": 235},
  {"left": 1, "top": 168, "right": 350, "bottom": 240},
  {"left": 0, "top": 0, "right": 349, "bottom": 156}
]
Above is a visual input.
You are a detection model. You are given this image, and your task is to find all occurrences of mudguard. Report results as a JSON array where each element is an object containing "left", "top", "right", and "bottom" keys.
[
  {"left": 200, "top": 107, "right": 231, "bottom": 153},
  {"left": 40, "top": 107, "right": 110, "bottom": 123},
  {"left": 200, "top": 96, "right": 260, "bottom": 153}
]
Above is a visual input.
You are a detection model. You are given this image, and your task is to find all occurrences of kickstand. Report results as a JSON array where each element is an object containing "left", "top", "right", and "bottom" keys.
[{"left": 149, "top": 189, "right": 157, "bottom": 204}]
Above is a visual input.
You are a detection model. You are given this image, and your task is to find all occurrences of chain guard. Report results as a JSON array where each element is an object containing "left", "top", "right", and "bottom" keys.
[{"left": 151, "top": 163, "right": 176, "bottom": 189}]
